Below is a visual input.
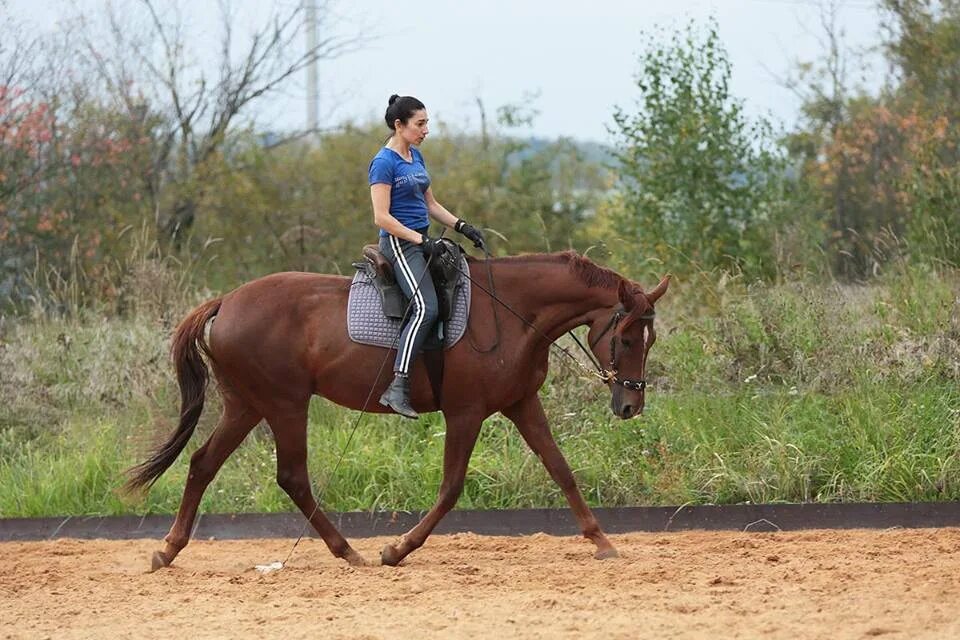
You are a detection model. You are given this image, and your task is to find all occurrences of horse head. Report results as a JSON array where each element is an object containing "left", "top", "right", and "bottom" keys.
[{"left": 586, "top": 275, "right": 670, "bottom": 419}]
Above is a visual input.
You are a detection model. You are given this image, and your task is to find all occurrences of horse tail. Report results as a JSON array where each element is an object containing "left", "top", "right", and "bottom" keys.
[{"left": 123, "top": 296, "right": 223, "bottom": 493}]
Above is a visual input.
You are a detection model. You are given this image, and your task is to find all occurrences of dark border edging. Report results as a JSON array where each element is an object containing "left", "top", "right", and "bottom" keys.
[{"left": 2, "top": 502, "right": 960, "bottom": 542}]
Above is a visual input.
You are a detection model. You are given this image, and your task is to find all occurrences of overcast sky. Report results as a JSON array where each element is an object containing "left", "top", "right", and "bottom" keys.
[{"left": 8, "top": 0, "right": 886, "bottom": 144}]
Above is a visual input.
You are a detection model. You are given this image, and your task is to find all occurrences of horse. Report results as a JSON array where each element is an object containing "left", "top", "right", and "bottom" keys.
[{"left": 125, "top": 250, "right": 669, "bottom": 570}]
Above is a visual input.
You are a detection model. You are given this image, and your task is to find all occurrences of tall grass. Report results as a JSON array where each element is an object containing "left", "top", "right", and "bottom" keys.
[{"left": 0, "top": 260, "right": 958, "bottom": 517}]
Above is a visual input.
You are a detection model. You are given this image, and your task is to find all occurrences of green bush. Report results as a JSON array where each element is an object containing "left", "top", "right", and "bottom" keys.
[{"left": 610, "top": 19, "right": 791, "bottom": 278}]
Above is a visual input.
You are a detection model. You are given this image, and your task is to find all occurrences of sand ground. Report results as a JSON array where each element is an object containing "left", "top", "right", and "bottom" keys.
[{"left": 2, "top": 528, "right": 959, "bottom": 639}]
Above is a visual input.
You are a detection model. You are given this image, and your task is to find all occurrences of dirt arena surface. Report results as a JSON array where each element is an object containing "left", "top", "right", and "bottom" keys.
[{"left": 2, "top": 528, "right": 959, "bottom": 639}]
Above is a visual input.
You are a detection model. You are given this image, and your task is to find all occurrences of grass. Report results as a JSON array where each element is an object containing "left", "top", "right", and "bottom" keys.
[
  {"left": 1, "top": 383, "right": 957, "bottom": 517},
  {"left": 0, "top": 264, "right": 958, "bottom": 517}
]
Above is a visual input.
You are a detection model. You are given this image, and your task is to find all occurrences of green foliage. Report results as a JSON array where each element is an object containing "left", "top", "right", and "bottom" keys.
[
  {"left": 4, "top": 7, "right": 960, "bottom": 517},
  {"left": 901, "top": 121, "right": 960, "bottom": 266},
  {"left": 183, "top": 114, "right": 607, "bottom": 288},
  {"left": 609, "top": 19, "right": 790, "bottom": 278},
  {"left": 1, "top": 113, "right": 608, "bottom": 312},
  {"left": 1, "top": 267, "right": 958, "bottom": 516},
  {"left": 0, "top": 93, "right": 175, "bottom": 310},
  {"left": 882, "top": 0, "right": 960, "bottom": 113}
]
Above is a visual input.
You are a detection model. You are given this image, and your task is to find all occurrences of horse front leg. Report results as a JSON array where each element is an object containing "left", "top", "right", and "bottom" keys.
[
  {"left": 502, "top": 394, "right": 619, "bottom": 559},
  {"left": 381, "top": 411, "right": 483, "bottom": 566}
]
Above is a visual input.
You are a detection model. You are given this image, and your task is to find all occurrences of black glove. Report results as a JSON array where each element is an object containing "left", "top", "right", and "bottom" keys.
[
  {"left": 420, "top": 234, "right": 449, "bottom": 258},
  {"left": 455, "top": 219, "right": 486, "bottom": 250}
]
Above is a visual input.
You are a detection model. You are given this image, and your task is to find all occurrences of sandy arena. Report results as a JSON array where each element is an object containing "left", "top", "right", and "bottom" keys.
[{"left": 2, "top": 528, "right": 959, "bottom": 639}]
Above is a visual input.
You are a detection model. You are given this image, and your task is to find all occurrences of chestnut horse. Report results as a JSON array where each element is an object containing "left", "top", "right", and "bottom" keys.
[{"left": 126, "top": 251, "right": 669, "bottom": 570}]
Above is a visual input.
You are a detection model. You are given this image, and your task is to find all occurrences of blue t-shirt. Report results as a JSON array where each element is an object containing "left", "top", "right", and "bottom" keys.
[{"left": 368, "top": 146, "right": 431, "bottom": 237}]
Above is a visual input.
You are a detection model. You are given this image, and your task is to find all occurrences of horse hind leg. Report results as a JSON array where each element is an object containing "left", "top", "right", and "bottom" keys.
[
  {"left": 267, "top": 409, "right": 367, "bottom": 567},
  {"left": 150, "top": 396, "right": 261, "bottom": 571}
]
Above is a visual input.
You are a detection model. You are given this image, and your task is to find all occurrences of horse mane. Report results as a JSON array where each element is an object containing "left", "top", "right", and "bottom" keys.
[{"left": 473, "top": 250, "right": 624, "bottom": 290}]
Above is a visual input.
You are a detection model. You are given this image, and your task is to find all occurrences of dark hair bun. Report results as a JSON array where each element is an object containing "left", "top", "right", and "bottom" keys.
[{"left": 383, "top": 95, "right": 425, "bottom": 131}]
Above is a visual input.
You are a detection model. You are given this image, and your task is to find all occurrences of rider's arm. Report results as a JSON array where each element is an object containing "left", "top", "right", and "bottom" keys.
[
  {"left": 371, "top": 184, "right": 425, "bottom": 243},
  {"left": 424, "top": 187, "right": 460, "bottom": 229}
]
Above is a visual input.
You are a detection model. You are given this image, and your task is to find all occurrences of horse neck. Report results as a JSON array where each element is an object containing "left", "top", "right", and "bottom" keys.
[{"left": 490, "top": 256, "right": 621, "bottom": 342}]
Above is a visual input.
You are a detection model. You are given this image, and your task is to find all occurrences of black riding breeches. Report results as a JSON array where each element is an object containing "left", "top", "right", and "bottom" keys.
[{"left": 379, "top": 232, "right": 439, "bottom": 375}]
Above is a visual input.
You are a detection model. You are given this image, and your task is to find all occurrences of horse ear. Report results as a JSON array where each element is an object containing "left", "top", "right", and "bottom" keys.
[
  {"left": 646, "top": 274, "right": 671, "bottom": 304},
  {"left": 618, "top": 279, "right": 637, "bottom": 311}
]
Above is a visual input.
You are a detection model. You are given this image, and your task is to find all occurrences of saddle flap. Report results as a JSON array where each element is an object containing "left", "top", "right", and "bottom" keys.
[
  {"left": 362, "top": 244, "right": 394, "bottom": 283},
  {"left": 430, "top": 241, "right": 465, "bottom": 322},
  {"left": 357, "top": 245, "right": 404, "bottom": 319}
]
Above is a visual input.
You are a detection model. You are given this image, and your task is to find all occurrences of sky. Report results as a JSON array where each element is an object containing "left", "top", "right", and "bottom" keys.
[
  {"left": 7, "top": 0, "right": 887, "bottom": 144},
  {"left": 314, "top": 0, "right": 886, "bottom": 142}
]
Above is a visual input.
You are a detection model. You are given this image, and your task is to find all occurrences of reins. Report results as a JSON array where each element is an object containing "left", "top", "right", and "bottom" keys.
[
  {"left": 439, "top": 249, "right": 652, "bottom": 388},
  {"left": 466, "top": 243, "right": 502, "bottom": 353}
]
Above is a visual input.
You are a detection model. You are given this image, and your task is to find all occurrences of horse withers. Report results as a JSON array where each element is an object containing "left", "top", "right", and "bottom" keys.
[{"left": 125, "top": 251, "right": 669, "bottom": 569}]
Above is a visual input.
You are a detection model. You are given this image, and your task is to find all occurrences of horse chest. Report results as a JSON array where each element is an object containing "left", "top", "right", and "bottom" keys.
[{"left": 516, "top": 353, "right": 549, "bottom": 392}]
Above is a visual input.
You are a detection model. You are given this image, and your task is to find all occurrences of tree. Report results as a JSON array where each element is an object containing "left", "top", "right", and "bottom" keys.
[
  {"left": 781, "top": 0, "right": 866, "bottom": 277},
  {"left": 609, "top": 19, "right": 789, "bottom": 277},
  {"left": 80, "top": 0, "right": 369, "bottom": 249},
  {"left": 882, "top": 0, "right": 960, "bottom": 265},
  {"left": 0, "top": 88, "right": 56, "bottom": 298},
  {"left": 0, "top": 11, "right": 62, "bottom": 301},
  {"left": 883, "top": 0, "right": 960, "bottom": 115},
  {"left": 785, "top": 0, "right": 960, "bottom": 273}
]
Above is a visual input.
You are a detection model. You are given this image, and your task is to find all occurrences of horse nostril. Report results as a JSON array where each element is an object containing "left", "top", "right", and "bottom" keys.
[{"left": 621, "top": 404, "right": 633, "bottom": 419}]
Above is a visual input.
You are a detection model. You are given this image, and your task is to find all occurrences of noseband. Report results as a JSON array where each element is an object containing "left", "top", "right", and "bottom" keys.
[{"left": 587, "top": 306, "right": 654, "bottom": 392}]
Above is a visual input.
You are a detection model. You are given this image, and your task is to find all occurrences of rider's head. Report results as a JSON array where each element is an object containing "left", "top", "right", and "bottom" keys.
[{"left": 385, "top": 95, "right": 428, "bottom": 146}]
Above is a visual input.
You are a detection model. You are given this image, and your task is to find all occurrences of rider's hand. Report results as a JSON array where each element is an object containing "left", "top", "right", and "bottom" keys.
[
  {"left": 455, "top": 219, "right": 486, "bottom": 250},
  {"left": 420, "top": 234, "right": 449, "bottom": 258}
]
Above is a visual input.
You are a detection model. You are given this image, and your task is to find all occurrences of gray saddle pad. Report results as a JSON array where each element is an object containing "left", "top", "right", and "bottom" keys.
[{"left": 347, "top": 253, "right": 471, "bottom": 349}]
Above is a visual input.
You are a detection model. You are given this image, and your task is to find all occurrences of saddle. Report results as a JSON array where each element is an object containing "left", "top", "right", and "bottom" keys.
[
  {"left": 354, "top": 239, "right": 464, "bottom": 323},
  {"left": 349, "top": 240, "right": 469, "bottom": 405}
]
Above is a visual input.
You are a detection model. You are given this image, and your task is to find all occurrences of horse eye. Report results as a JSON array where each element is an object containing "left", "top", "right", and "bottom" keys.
[{"left": 621, "top": 338, "right": 632, "bottom": 348}]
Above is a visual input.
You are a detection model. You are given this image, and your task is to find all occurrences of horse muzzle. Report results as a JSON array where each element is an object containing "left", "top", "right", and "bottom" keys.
[
  {"left": 617, "top": 403, "right": 642, "bottom": 419},
  {"left": 610, "top": 389, "right": 644, "bottom": 420}
]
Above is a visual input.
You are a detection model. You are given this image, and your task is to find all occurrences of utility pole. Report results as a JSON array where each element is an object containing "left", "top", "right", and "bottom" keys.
[{"left": 305, "top": 0, "right": 319, "bottom": 132}]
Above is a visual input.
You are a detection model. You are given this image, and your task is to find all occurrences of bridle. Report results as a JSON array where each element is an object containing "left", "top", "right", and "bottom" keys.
[{"left": 580, "top": 305, "right": 655, "bottom": 392}]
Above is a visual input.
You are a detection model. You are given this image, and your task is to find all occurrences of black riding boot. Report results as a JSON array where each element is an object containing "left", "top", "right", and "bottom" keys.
[{"left": 379, "top": 373, "right": 419, "bottom": 419}]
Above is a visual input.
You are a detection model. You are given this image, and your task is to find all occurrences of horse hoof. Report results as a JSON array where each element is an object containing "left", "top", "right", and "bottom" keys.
[
  {"left": 344, "top": 549, "right": 369, "bottom": 567},
  {"left": 380, "top": 544, "right": 402, "bottom": 567},
  {"left": 594, "top": 547, "right": 620, "bottom": 560},
  {"left": 150, "top": 550, "right": 171, "bottom": 572}
]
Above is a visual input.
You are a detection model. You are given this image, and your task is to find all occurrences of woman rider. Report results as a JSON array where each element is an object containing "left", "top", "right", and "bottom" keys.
[{"left": 370, "top": 94, "right": 485, "bottom": 419}]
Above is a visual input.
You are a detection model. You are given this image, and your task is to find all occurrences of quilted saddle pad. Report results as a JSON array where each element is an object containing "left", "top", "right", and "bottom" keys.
[{"left": 346, "top": 253, "right": 471, "bottom": 350}]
